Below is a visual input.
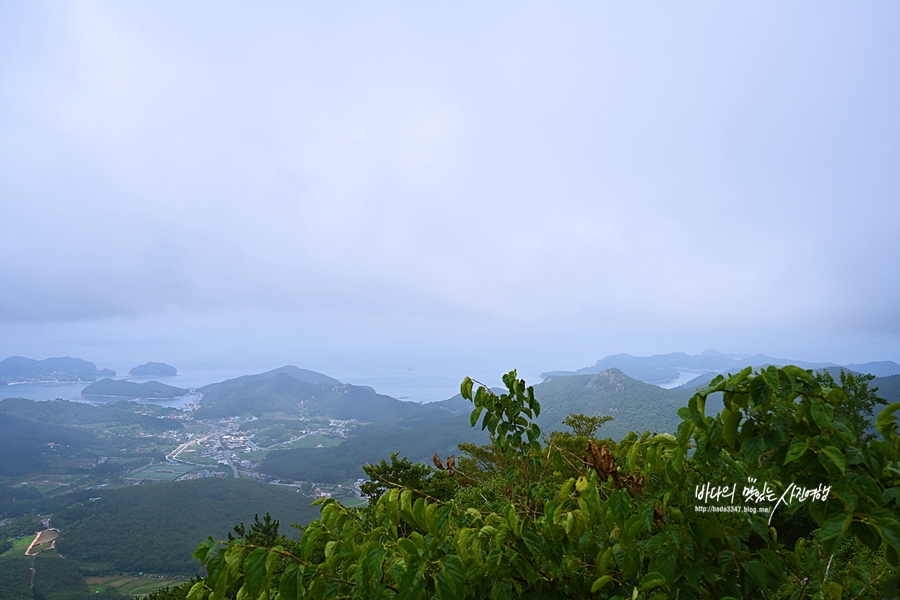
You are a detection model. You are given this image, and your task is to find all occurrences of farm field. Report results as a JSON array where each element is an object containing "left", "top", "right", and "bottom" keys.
[
  {"left": 241, "top": 434, "right": 343, "bottom": 461},
  {"left": 0, "top": 534, "right": 35, "bottom": 559},
  {"left": 21, "top": 483, "right": 67, "bottom": 494},
  {"left": 338, "top": 497, "right": 366, "bottom": 508},
  {"left": 86, "top": 575, "right": 188, "bottom": 595},
  {"left": 284, "top": 434, "right": 343, "bottom": 449},
  {"left": 126, "top": 463, "right": 197, "bottom": 481}
]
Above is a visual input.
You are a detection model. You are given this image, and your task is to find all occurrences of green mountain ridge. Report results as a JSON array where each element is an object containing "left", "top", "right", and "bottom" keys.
[
  {"left": 0, "top": 356, "right": 115, "bottom": 385},
  {"left": 0, "top": 397, "right": 181, "bottom": 431},
  {"left": 260, "top": 409, "right": 489, "bottom": 483},
  {"left": 541, "top": 351, "right": 900, "bottom": 385},
  {"left": 81, "top": 379, "right": 187, "bottom": 399},
  {"left": 0, "top": 413, "right": 98, "bottom": 477},
  {"left": 195, "top": 368, "right": 420, "bottom": 421},
  {"left": 534, "top": 369, "right": 696, "bottom": 439}
]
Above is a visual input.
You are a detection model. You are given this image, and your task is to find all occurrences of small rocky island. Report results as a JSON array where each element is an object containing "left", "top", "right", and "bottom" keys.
[{"left": 129, "top": 362, "right": 178, "bottom": 377}]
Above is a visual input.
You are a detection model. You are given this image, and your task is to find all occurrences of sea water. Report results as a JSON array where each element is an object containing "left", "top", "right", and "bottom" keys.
[{"left": 0, "top": 365, "right": 477, "bottom": 407}]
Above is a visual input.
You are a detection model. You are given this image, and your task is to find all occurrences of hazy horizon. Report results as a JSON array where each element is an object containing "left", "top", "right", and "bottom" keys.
[{"left": 2, "top": 3, "right": 898, "bottom": 381}]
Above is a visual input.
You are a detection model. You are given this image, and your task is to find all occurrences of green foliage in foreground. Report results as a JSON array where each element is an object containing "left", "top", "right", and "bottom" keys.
[{"left": 190, "top": 367, "right": 900, "bottom": 599}]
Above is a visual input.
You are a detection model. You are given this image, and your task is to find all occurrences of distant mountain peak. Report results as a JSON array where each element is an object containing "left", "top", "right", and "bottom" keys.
[
  {"left": 541, "top": 352, "right": 900, "bottom": 387},
  {"left": 0, "top": 355, "right": 115, "bottom": 384}
]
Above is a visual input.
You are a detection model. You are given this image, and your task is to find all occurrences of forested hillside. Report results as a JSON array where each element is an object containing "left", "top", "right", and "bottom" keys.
[
  {"left": 534, "top": 369, "right": 695, "bottom": 439},
  {"left": 195, "top": 369, "right": 419, "bottom": 421},
  {"left": 0, "top": 414, "right": 98, "bottom": 477},
  {"left": 0, "top": 398, "right": 182, "bottom": 432},
  {"left": 81, "top": 379, "right": 186, "bottom": 399},
  {"left": 0, "top": 555, "right": 121, "bottom": 600},
  {"left": 54, "top": 478, "right": 321, "bottom": 574},
  {"left": 261, "top": 410, "right": 488, "bottom": 482},
  {"left": 257, "top": 369, "right": 701, "bottom": 482},
  {"left": 877, "top": 374, "right": 900, "bottom": 404}
]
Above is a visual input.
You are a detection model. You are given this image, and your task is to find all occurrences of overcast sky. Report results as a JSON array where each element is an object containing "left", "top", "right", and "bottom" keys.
[{"left": 1, "top": 2, "right": 898, "bottom": 386}]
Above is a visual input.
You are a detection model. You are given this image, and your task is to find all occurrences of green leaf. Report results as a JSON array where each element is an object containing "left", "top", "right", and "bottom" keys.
[
  {"left": 878, "top": 517, "right": 900, "bottom": 566},
  {"left": 522, "top": 528, "right": 543, "bottom": 556},
  {"left": 386, "top": 488, "right": 401, "bottom": 525},
  {"left": 784, "top": 436, "right": 809, "bottom": 464},
  {"left": 192, "top": 537, "right": 217, "bottom": 564},
  {"left": 204, "top": 551, "right": 226, "bottom": 598},
  {"left": 722, "top": 407, "right": 741, "bottom": 447},
  {"left": 441, "top": 554, "right": 466, "bottom": 600},
  {"left": 300, "top": 526, "right": 322, "bottom": 559},
  {"left": 360, "top": 545, "right": 385, "bottom": 587},
  {"left": 819, "top": 445, "right": 846, "bottom": 474},
  {"left": 558, "top": 478, "right": 575, "bottom": 500},
  {"left": 186, "top": 581, "right": 207, "bottom": 600},
  {"left": 823, "top": 581, "right": 844, "bottom": 599},
  {"left": 461, "top": 377, "right": 474, "bottom": 400},
  {"left": 818, "top": 514, "right": 851, "bottom": 555},
  {"left": 470, "top": 406, "right": 484, "bottom": 428},
  {"left": 876, "top": 403, "right": 900, "bottom": 439},
  {"left": 413, "top": 497, "right": 427, "bottom": 530},
  {"left": 883, "top": 487, "right": 900, "bottom": 506},
  {"left": 242, "top": 548, "right": 269, "bottom": 599},
  {"left": 400, "top": 489, "right": 414, "bottom": 523},
  {"left": 639, "top": 572, "right": 667, "bottom": 591},
  {"left": 742, "top": 560, "right": 767, "bottom": 590},
  {"left": 591, "top": 575, "right": 613, "bottom": 592},
  {"left": 717, "top": 549, "right": 734, "bottom": 569},
  {"left": 224, "top": 543, "right": 246, "bottom": 580},
  {"left": 627, "top": 442, "right": 639, "bottom": 471},
  {"left": 811, "top": 402, "right": 834, "bottom": 429},
  {"left": 279, "top": 563, "right": 302, "bottom": 600}
]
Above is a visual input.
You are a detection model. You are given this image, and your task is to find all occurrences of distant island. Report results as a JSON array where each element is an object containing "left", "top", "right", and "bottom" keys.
[
  {"left": 541, "top": 350, "right": 900, "bottom": 386},
  {"left": 0, "top": 356, "right": 115, "bottom": 385},
  {"left": 81, "top": 379, "right": 187, "bottom": 399},
  {"left": 129, "top": 361, "right": 178, "bottom": 377}
]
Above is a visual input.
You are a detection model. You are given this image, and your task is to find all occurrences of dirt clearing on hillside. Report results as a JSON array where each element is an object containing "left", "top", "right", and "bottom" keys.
[{"left": 25, "top": 529, "right": 58, "bottom": 556}]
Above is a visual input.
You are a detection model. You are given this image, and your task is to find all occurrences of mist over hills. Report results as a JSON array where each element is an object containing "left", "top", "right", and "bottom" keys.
[
  {"left": 0, "top": 356, "right": 115, "bottom": 384},
  {"left": 541, "top": 350, "right": 900, "bottom": 386}
]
